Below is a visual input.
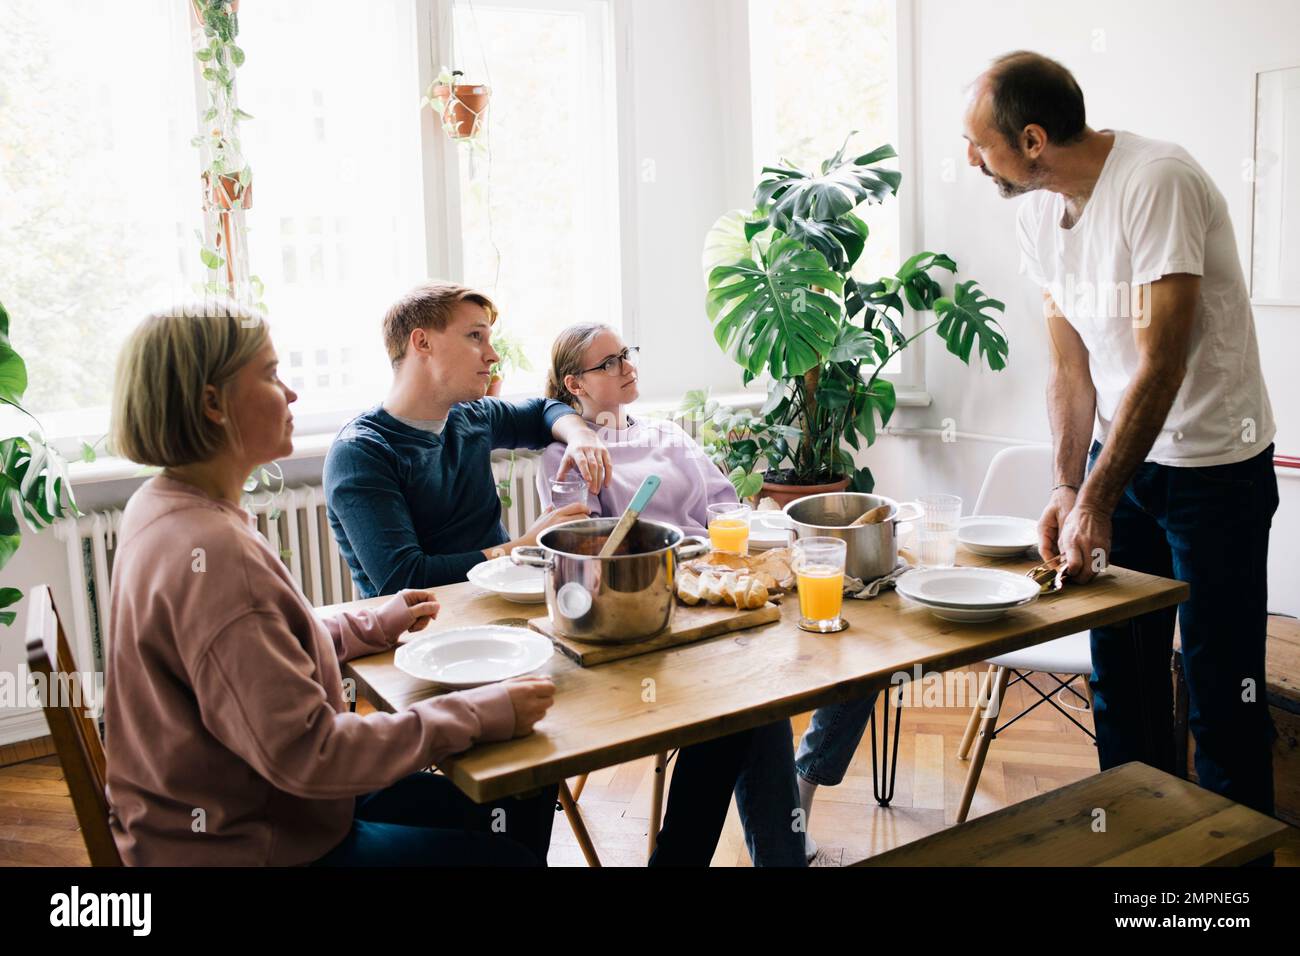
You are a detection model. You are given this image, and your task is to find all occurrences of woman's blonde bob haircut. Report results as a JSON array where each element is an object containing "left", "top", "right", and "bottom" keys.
[{"left": 111, "top": 301, "right": 270, "bottom": 467}]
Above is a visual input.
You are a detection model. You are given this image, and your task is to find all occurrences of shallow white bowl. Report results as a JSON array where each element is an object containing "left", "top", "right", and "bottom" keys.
[
  {"left": 395, "top": 625, "right": 553, "bottom": 689},
  {"left": 467, "top": 555, "right": 546, "bottom": 603}
]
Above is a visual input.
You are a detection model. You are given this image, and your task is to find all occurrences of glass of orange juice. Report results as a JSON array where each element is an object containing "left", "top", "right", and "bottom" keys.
[
  {"left": 707, "top": 503, "right": 752, "bottom": 555},
  {"left": 794, "top": 536, "right": 848, "bottom": 633}
]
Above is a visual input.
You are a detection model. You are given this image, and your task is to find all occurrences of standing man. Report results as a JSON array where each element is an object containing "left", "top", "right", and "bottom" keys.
[{"left": 963, "top": 51, "right": 1279, "bottom": 815}]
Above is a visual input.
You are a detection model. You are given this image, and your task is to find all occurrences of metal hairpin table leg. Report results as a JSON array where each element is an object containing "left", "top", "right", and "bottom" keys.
[{"left": 868, "top": 689, "right": 904, "bottom": 807}]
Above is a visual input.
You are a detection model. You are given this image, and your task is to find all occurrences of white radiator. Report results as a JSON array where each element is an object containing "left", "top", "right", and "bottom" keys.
[{"left": 55, "top": 452, "right": 546, "bottom": 673}]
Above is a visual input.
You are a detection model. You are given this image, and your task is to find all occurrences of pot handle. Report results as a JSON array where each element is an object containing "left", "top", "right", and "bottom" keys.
[
  {"left": 510, "top": 546, "right": 553, "bottom": 570},
  {"left": 675, "top": 535, "right": 712, "bottom": 561},
  {"left": 892, "top": 501, "right": 925, "bottom": 526}
]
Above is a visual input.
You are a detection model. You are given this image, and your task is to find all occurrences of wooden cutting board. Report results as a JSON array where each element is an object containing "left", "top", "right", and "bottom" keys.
[{"left": 529, "top": 599, "right": 783, "bottom": 667}]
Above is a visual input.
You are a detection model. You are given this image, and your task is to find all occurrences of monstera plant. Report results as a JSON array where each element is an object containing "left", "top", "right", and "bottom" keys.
[{"left": 702, "top": 137, "right": 1009, "bottom": 500}]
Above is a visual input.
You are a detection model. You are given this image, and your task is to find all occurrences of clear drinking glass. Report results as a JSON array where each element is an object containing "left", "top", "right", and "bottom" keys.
[
  {"left": 917, "top": 494, "right": 962, "bottom": 568},
  {"left": 707, "top": 502, "right": 752, "bottom": 555},
  {"left": 550, "top": 475, "right": 590, "bottom": 512},
  {"left": 793, "top": 536, "right": 848, "bottom": 633}
]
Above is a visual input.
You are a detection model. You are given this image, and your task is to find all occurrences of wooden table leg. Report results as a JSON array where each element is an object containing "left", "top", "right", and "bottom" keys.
[
  {"left": 956, "top": 665, "right": 1009, "bottom": 824},
  {"left": 557, "top": 780, "right": 601, "bottom": 867},
  {"left": 647, "top": 751, "right": 668, "bottom": 861}
]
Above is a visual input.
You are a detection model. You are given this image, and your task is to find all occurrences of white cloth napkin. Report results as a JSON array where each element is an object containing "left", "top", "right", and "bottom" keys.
[{"left": 842, "top": 558, "right": 914, "bottom": 600}]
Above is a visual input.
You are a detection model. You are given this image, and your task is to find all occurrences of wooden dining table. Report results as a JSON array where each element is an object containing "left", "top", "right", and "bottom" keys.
[{"left": 332, "top": 550, "right": 1189, "bottom": 820}]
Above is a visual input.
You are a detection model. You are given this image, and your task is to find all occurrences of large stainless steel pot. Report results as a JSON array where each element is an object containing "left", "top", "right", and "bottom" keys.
[
  {"left": 756, "top": 493, "right": 923, "bottom": 581},
  {"left": 511, "top": 517, "right": 710, "bottom": 644}
]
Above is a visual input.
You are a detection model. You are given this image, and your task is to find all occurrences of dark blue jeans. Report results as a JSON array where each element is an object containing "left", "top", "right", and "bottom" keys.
[
  {"left": 312, "top": 772, "right": 558, "bottom": 866},
  {"left": 1087, "top": 440, "right": 1279, "bottom": 816}
]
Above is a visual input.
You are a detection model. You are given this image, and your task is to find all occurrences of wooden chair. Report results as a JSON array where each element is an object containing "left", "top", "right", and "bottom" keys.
[
  {"left": 855, "top": 762, "right": 1294, "bottom": 866},
  {"left": 25, "top": 585, "right": 123, "bottom": 867}
]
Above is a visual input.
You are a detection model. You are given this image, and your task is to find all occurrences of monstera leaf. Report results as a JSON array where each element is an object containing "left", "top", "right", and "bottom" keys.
[
  {"left": 706, "top": 235, "right": 844, "bottom": 379},
  {"left": 934, "top": 280, "right": 1009, "bottom": 371},
  {"left": 754, "top": 142, "right": 900, "bottom": 269},
  {"left": 701, "top": 209, "right": 772, "bottom": 280}
]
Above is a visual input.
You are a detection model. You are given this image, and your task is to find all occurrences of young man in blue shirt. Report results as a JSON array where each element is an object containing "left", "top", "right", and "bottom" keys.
[{"left": 324, "top": 282, "right": 606, "bottom": 597}]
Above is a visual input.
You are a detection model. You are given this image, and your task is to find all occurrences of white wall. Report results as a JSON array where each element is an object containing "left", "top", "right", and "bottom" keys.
[
  {"left": 620, "top": 0, "right": 753, "bottom": 404},
  {"left": 870, "top": 0, "right": 1300, "bottom": 615}
]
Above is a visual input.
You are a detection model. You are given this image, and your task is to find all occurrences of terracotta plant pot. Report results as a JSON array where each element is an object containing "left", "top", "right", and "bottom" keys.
[
  {"left": 431, "top": 84, "right": 490, "bottom": 139},
  {"left": 758, "top": 475, "right": 851, "bottom": 509},
  {"left": 206, "top": 172, "right": 252, "bottom": 211},
  {"left": 486, "top": 375, "right": 503, "bottom": 397}
]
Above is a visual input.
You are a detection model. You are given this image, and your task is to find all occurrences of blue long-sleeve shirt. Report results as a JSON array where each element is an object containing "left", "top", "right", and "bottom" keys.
[{"left": 324, "top": 399, "right": 576, "bottom": 597}]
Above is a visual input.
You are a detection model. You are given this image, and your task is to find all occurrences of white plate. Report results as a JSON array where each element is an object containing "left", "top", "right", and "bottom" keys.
[
  {"left": 467, "top": 555, "right": 546, "bottom": 603},
  {"left": 957, "top": 516, "right": 1039, "bottom": 556},
  {"left": 896, "top": 567, "right": 1041, "bottom": 609},
  {"left": 395, "top": 625, "right": 553, "bottom": 689}
]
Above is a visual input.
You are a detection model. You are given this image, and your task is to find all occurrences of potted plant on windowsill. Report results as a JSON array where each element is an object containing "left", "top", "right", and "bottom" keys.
[
  {"left": 702, "top": 136, "right": 1010, "bottom": 505},
  {"left": 422, "top": 68, "right": 491, "bottom": 141},
  {"left": 486, "top": 326, "right": 533, "bottom": 397}
]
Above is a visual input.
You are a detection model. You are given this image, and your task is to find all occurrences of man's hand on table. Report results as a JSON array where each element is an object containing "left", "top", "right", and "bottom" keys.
[
  {"left": 1037, "top": 487, "right": 1076, "bottom": 562},
  {"left": 1055, "top": 503, "right": 1113, "bottom": 585},
  {"left": 505, "top": 676, "right": 556, "bottom": 737}
]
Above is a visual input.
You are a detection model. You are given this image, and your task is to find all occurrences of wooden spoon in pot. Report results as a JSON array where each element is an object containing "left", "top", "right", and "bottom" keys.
[{"left": 848, "top": 504, "right": 893, "bottom": 527}]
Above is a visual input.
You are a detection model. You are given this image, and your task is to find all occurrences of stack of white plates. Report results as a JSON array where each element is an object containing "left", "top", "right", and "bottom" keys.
[
  {"left": 957, "top": 515, "right": 1039, "bottom": 557},
  {"left": 895, "top": 567, "right": 1040, "bottom": 622}
]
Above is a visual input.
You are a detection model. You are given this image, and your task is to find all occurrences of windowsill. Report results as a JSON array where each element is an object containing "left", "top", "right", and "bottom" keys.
[{"left": 65, "top": 386, "right": 933, "bottom": 488}]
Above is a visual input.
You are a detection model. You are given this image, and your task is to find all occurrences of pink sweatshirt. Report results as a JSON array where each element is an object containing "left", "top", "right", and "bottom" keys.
[
  {"left": 538, "top": 416, "right": 738, "bottom": 537},
  {"left": 104, "top": 476, "right": 515, "bottom": 866}
]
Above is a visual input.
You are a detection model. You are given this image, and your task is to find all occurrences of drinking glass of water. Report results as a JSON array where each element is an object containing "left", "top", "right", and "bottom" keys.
[
  {"left": 550, "top": 475, "right": 590, "bottom": 512},
  {"left": 917, "top": 494, "right": 962, "bottom": 568}
]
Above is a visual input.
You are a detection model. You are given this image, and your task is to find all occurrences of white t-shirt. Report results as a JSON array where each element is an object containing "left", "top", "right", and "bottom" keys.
[{"left": 1017, "top": 130, "right": 1275, "bottom": 466}]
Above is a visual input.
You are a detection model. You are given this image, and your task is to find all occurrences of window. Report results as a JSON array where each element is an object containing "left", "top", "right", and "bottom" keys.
[
  {"left": 237, "top": 0, "right": 429, "bottom": 428},
  {"left": 747, "top": 0, "right": 918, "bottom": 386},
  {"left": 447, "top": 0, "right": 622, "bottom": 397},
  {"left": 0, "top": 0, "right": 202, "bottom": 440},
  {"left": 0, "top": 0, "right": 623, "bottom": 449}
]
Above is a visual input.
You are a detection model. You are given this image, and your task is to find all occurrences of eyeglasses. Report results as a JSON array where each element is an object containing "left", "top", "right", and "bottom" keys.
[{"left": 578, "top": 346, "right": 640, "bottom": 377}]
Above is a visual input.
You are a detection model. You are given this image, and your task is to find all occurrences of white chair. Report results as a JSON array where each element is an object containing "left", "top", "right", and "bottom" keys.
[{"left": 955, "top": 445, "right": 1096, "bottom": 823}]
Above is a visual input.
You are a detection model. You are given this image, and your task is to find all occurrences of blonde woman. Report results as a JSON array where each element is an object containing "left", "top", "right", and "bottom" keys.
[
  {"left": 105, "top": 302, "right": 557, "bottom": 866},
  {"left": 537, "top": 323, "right": 806, "bottom": 867}
]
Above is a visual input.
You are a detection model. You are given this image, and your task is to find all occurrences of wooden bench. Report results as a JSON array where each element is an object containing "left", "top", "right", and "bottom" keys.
[{"left": 853, "top": 762, "right": 1294, "bottom": 866}]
